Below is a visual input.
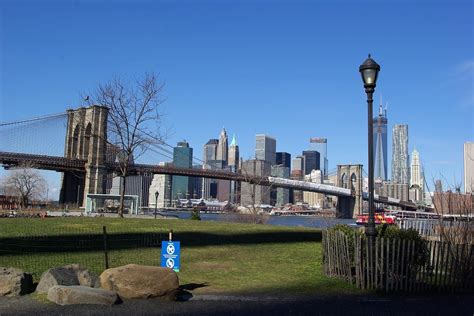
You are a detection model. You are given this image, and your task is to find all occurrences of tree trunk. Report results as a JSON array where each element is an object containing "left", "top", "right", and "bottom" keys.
[{"left": 119, "top": 175, "right": 126, "bottom": 218}]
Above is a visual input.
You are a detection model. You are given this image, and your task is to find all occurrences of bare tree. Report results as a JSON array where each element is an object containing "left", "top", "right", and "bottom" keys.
[
  {"left": 91, "top": 73, "right": 165, "bottom": 217},
  {"left": 2, "top": 164, "right": 47, "bottom": 209}
]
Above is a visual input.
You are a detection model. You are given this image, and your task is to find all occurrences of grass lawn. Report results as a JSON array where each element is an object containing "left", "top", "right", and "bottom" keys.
[{"left": 0, "top": 217, "right": 360, "bottom": 296}]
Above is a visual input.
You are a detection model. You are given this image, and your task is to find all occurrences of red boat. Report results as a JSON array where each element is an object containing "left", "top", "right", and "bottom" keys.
[{"left": 356, "top": 212, "right": 396, "bottom": 225}]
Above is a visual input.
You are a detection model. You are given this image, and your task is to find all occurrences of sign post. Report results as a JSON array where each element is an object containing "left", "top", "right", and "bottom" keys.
[{"left": 161, "top": 230, "right": 180, "bottom": 272}]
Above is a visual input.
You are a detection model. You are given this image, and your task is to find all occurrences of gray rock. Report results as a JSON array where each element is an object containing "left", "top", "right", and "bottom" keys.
[
  {"left": 47, "top": 285, "right": 119, "bottom": 305},
  {"left": 100, "top": 264, "right": 179, "bottom": 300},
  {"left": 0, "top": 267, "right": 34, "bottom": 296},
  {"left": 36, "top": 264, "right": 100, "bottom": 294}
]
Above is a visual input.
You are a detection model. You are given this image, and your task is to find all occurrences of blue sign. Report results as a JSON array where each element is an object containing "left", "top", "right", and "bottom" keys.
[{"left": 161, "top": 241, "right": 180, "bottom": 272}]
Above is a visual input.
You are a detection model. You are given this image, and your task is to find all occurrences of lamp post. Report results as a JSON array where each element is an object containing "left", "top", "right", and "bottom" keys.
[
  {"left": 359, "top": 54, "right": 380, "bottom": 241},
  {"left": 154, "top": 191, "right": 159, "bottom": 219}
]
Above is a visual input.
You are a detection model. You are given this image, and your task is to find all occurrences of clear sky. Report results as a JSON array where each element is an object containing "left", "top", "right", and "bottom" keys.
[{"left": 0, "top": 0, "right": 473, "bottom": 197}]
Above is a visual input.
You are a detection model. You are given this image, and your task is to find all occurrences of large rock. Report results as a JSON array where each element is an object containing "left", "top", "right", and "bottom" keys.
[
  {"left": 47, "top": 285, "right": 119, "bottom": 305},
  {"left": 0, "top": 267, "right": 34, "bottom": 296},
  {"left": 100, "top": 264, "right": 179, "bottom": 300},
  {"left": 36, "top": 264, "right": 100, "bottom": 294}
]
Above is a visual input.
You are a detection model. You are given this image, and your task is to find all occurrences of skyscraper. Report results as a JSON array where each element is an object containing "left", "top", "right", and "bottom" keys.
[
  {"left": 228, "top": 134, "right": 240, "bottom": 169},
  {"left": 302, "top": 150, "right": 320, "bottom": 176},
  {"left": 276, "top": 152, "right": 291, "bottom": 169},
  {"left": 255, "top": 134, "right": 276, "bottom": 165},
  {"left": 309, "top": 138, "right": 328, "bottom": 178},
  {"left": 216, "top": 127, "right": 228, "bottom": 164},
  {"left": 203, "top": 139, "right": 218, "bottom": 163},
  {"left": 202, "top": 139, "right": 218, "bottom": 199},
  {"left": 271, "top": 165, "right": 290, "bottom": 206},
  {"left": 172, "top": 140, "right": 193, "bottom": 201},
  {"left": 410, "top": 148, "right": 424, "bottom": 202},
  {"left": 373, "top": 101, "right": 388, "bottom": 180},
  {"left": 228, "top": 134, "right": 240, "bottom": 204},
  {"left": 464, "top": 142, "right": 474, "bottom": 193},
  {"left": 291, "top": 155, "right": 305, "bottom": 203},
  {"left": 240, "top": 159, "right": 271, "bottom": 206},
  {"left": 392, "top": 124, "right": 409, "bottom": 184}
]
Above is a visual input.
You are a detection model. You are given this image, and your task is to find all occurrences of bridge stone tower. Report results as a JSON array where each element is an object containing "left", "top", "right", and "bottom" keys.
[
  {"left": 60, "top": 105, "right": 109, "bottom": 206},
  {"left": 336, "top": 164, "right": 363, "bottom": 218}
]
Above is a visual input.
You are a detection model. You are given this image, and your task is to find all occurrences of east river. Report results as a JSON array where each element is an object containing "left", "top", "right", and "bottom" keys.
[{"left": 160, "top": 211, "right": 356, "bottom": 229}]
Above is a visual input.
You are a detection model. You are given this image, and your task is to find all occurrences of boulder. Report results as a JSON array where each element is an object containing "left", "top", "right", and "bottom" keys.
[
  {"left": 36, "top": 264, "right": 100, "bottom": 294},
  {"left": 100, "top": 264, "right": 179, "bottom": 300},
  {"left": 47, "top": 285, "right": 119, "bottom": 305},
  {"left": 0, "top": 267, "right": 34, "bottom": 296}
]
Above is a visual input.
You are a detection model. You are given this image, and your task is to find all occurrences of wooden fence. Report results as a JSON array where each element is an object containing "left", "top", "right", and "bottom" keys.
[
  {"left": 396, "top": 219, "right": 439, "bottom": 240},
  {"left": 322, "top": 230, "right": 473, "bottom": 292}
]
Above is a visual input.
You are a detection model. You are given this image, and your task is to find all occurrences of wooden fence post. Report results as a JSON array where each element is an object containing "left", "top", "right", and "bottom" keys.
[{"left": 103, "top": 226, "right": 109, "bottom": 270}]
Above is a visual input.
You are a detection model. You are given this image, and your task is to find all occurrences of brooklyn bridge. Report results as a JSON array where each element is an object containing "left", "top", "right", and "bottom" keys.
[{"left": 0, "top": 105, "right": 424, "bottom": 217}]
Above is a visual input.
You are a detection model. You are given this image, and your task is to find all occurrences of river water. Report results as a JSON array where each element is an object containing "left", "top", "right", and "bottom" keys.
[{"left": 161, "top": 211, "right": 356, "bottom": 229}]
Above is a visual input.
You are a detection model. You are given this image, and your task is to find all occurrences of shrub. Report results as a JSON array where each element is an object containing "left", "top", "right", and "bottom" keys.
[{"left": 190, "top": 211, "right": 201, "bottom": 221}]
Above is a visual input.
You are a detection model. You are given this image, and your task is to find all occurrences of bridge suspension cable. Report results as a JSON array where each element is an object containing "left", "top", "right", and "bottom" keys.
[{"left": 0, "top": 112, "right": 67, "bottom": 127}]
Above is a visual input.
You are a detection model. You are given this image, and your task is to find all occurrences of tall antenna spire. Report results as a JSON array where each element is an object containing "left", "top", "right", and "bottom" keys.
[
  {"left": 379, "top": 93, "right": 383, "bottom": 116},
  {"left": 385, "top": 102, "right": 388, "bottom": 117}
]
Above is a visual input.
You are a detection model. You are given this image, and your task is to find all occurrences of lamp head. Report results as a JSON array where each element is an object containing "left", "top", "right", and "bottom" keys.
[{"left": 359, "top": 54, "right": 380, "bottom": 90}]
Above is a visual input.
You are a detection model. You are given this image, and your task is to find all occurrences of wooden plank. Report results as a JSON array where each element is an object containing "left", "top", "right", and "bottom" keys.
[
  {"left": 396, "top": 238, "right": 401, "bottom": 291},
  {"left": 441, "top": 241, "right": 449, "bottom": 291},
  {"left": 381, "top": 237, "right": 385, "bottom": 292},
  {"left": 435, "top": 241, "right": 443, "bottom": 291},
  {"left": 400, "top": 239, "right": 406, "bottom": 292},
  {"left": 375, "top": 238, "right": 379, "bottom": 290},
  {"left": 385, "top": 237, "right": 389, "bottom": 292},
  {"left": 448, "top": 244, "right": 459, "bottom": 292}
]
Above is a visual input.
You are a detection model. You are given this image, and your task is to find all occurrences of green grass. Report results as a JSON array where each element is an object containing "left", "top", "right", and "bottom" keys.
[{"left": 0, "top": 217, "right": 360, "bottom": 296}]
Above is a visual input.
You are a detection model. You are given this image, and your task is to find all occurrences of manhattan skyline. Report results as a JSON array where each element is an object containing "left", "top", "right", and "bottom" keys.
[{"left": 0, "top": 0, "right": 472, "bottom": 194}]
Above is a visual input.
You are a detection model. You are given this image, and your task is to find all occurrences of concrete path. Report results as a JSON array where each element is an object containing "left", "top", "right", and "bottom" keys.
[{"left": 0, "top": 293, "right": 472, "bottom": 315}]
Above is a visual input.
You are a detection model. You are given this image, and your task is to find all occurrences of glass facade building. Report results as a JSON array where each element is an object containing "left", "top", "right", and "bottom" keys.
[
  {"left": 309, "top": 138, "right": 328, "bottom": 178},
  {"left": 392, "top": 124, "right": 409, "bottom": 184},
  {"left": 172, "top": 141, "right": 193, "bottom": 201}
]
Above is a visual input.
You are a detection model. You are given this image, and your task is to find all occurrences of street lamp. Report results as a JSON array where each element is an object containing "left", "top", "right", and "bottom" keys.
[
  {"left": 359, "top": 54, "right": 380, "bottom": 240},
  {"left": 154, "top": 191, "right": 159, "bottom": 219}
]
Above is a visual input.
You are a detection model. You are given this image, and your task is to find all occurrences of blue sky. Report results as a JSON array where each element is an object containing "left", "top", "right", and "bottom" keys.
[{"left": 0, "top": 0, "right": 473, "bottom": 196}]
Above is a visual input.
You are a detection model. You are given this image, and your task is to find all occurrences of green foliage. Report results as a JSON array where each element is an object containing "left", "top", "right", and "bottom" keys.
[
  {"left": 328, "top": 224, "right": 364, "bottom": 265},
  {"left": 190, "top": 210, "right": 201, "bottom": 220},
  {"left": 377, "top": 224, "right": 429, "bottom": 267}
]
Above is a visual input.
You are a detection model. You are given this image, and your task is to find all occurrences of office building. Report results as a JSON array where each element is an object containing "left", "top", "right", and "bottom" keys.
[
  {"left": 409, "top": 149, "right": 424, "bottom": 202},
  {"left": 290, "top": 155, "right": 305, "bottom": 203},
  {"left": 435, "top": 179, "right": 443, "bottom": 193},
  {"left": 392, "top": 124, "right": 409, "bottom": 184},
  {"left": 228, "top": 134, "right": 240, "bottom": 203},
  {"left": 464, "top": 142, "right": 474, "bottom": 193},
  {"left": 172, "top": 141, "right": 193, "bottom": 201},
  {"left": 240, "top": 159, "right": 271, "bottom": 206},
  {"left": 303, "top": 170, "right": 324, "bottom": 208},
  {"left": 302, "top": 150, "right": 320, "bottom": 175},
  {"left": 202, "top": 139, "right": 219, "bottom": 199},
  {"left": 276, "top": 152, "right": 291, "bottom": 169},
  {"left": 203, "top": 139, "right": 218, "bottom": 162},
  {"left": 271, "top": 165, "right": 290, "bottom": 206},
  {"left": 110, "top": 174, "right": 154, "bottom": 208},
  {"left": 228, "top": 134, "right": 240, "bottom": 169},
  {"left": 310, "top": 138, "right": 328, "bottom": 178},
  {"left": 216, "top": 128, "right": 228, "bottom": 164},
  {"left": 373, "top": 102, "right": 388, "bottom": 180},
  {"left": 255, "top": 134, "right": 276, "bottom": 165}
]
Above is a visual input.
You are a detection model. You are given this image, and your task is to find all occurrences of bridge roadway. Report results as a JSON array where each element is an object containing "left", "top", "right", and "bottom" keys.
[{"left": 0, "top": 151, "right": 422, "bottom": 210}]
